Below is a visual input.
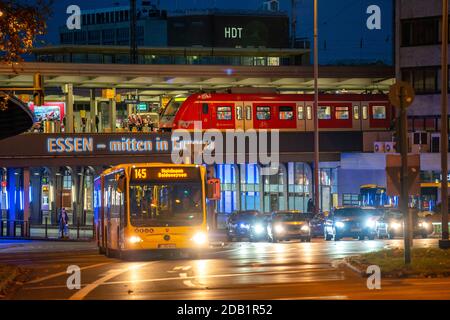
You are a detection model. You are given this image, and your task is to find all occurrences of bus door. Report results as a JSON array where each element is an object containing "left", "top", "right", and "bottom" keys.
[
  {"left": 296, "top": 102, "right": 306, "bottom": 131},
  {"left": 235, "top": 102, "right": 244, "bottom": 130}
]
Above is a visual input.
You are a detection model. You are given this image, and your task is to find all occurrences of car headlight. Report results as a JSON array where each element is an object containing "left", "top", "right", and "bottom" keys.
[
  {"left": 274, "top": 224, "right": 285, "bottom": 234},
  {"left": 390, "top": 222, "right": 401, "bottom": 230},
  {"left": 335, "top": 221, "right": 345, "bottom": 228},
  {"left": 239, "top": 223, "right": 250, "bottom": 229},
  {"left": 253, "top": 224, "right": 265, "bottom": 234},
  {"left": 366, "top": 219, "right": 376, "bottom": 228},
  {"left": 128, "top": 236, "right": 143, "bottom": 244},
  {"left": 192, "top": 232, "right": 208, "bottom": 245},
  {"left": 301, "top": 225, "right": 310, "bottom": 232}
]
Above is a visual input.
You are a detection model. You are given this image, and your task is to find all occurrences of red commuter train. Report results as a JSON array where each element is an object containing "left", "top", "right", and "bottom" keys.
[{"left": 159, "top": 93, "right": 394, "bottom": 132}]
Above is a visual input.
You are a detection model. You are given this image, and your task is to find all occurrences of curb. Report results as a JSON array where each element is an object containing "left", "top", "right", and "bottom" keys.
[{"left": 336, "top": 258, "right": 367, "bottom": 277}]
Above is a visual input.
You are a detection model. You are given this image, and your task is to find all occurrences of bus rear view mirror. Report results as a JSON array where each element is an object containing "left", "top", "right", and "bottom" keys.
[{"left": 206, "top": 178, "right": 220, "bottom": 200}]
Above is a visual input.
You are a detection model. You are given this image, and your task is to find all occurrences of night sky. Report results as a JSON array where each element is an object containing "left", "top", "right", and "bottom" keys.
[{"left": 27, "top": 0, "right": 394, "bottom": 65}]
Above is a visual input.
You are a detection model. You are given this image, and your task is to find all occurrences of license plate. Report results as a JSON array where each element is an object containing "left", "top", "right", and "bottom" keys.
[
  {"left": 351, "top": 228, "right": 361, "bottom": 232},
  {"left": 158, "top": 244, "right": 176, "bottom": 248}
]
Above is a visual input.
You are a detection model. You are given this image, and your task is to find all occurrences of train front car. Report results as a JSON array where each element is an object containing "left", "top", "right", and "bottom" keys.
[
  {"left": 163, "top": 92, "right": 393, "bottom": 132},
  {"left": 158, "top": 95, "right": 188, "bottom": 132}
]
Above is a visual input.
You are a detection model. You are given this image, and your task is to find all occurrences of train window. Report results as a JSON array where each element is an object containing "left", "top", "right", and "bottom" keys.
[
  {"left": 279, "top": 106, "right": 294, "bottom": 120},
  {"left": 217, "top": 106, "right": 232, "bottom": 120},
  {"left": 306, "top": 106, "right": 312, "bottom": 120},
  {"left": 246, "top": 106, "right": 252, "bottom": 120},
  {"left": 318, "top": 106, "right": 331, "bottom": 120},
  {"left": 353, "top": 106, "right": 360, "bottom": 120},
  {"left": 372, "top": 106, "right": 386, "bottom": 119},
  {"left": 256, "top": 106, "right": 271, "bottom": 120},
  {"left": 335, "top": 106, "right": 349, "bottom": 120},
  {"left": 202, "top": 103, "right": 209, "bottom": 115},
  {"left": 236, "top": 106, "right": 243, "bottom": 120},
  {"left": 297, "top": 106, "right": 304, "bottom": 120},
  {"left": 362, "top": 106, "right": 368, "bottom": 120}
]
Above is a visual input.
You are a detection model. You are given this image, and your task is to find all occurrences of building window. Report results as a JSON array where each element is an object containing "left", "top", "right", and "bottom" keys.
[
  {"left": 318, "top": 106, "right": 331, "bottom": 120},
  {"left": 63, "top": 175, "right": 72, "bottom": 189},
  {"left": 256, "top": 106, "right": 271, "bottom": 120},
  {"left": 217, "top": 106, "right": 232, "bottom": 120},
  {"left": 240, "top": 164, "right": 260, "bottom": 211},
  {"left": 401, "top": 17, "right": 440, "bottom": 47},
  {"left": 335, "top": 106, "right": 349, "bottom": 120},
  {"left": 372, "top": 106, "right": 386, "bottom": 119},
  {"left": 403, "top": 67, "right": 439, "bottom": 94},
  {"left": 279, "top": 106, "right": 294, "bottom": 120},
  {"left": 268, "top": 57, "right": 280, "bottom": 66}
]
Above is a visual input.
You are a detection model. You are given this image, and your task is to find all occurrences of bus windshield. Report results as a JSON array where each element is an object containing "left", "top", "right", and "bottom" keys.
[
  {"left": 161, "top": 97, "right": 187, "bottom": 117},
  {"left": 129, "top": 182, "right": 203, "bottom": 227}
]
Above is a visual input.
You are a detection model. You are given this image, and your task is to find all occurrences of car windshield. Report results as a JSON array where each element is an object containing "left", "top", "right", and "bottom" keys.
[
  {"left": 161, "top": 97, "right": 187, "bottom": 117},
  {"left": 334, "top": 208, "right": 363, "bottom": 217},
  {"left": 129, "top": 182, "right": 203, "bottom": 227},
  {"left": 385, "top": 210, "right": 403, "bottom": 219},
  {"left": 274, "top": 213, "right": 308, "bottom": 222},
  {"left": 234, "top": 212, "right": 261, "bottom": 221}
]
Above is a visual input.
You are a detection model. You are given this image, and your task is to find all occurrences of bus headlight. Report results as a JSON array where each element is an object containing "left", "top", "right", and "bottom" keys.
[
  {"left": 419, "top": 222, "right": 430, "bottom": 229},
  {"left": 274, "top": 224, "right": 285, "bottom": 234},
  {"left": 254, "top": 224, "right": 265, "bottom": 234},
  {"left": 301, "top": 225, "right": 310, "bottom": 232},
  {"left": 192, "top": 232, "right": 208, "bottom": 245},
  {"left": 128, "top": 236, "right": 143, "bottom": 244}
]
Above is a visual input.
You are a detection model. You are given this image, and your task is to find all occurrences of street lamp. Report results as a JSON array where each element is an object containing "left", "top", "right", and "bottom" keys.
[
  {"left": 439, "top": 0, "right": 450, "bottom": 249},
  {"left": 313, "top": 0, "right": 320, "bottom": 217}
]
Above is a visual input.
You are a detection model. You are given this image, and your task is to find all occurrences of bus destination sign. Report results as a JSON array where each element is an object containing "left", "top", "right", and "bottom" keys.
[{"left": 131, "top": 167, "right": 200, "bottom": 182}]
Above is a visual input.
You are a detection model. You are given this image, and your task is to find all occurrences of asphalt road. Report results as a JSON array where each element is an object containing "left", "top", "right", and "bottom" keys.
[{"left": 1, "top": 238, "right": 449, "bottom": 300}]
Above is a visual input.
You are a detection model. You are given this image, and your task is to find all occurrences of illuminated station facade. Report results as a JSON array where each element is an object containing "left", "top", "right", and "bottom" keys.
[{"left": 0, "top": 0, "right": 444, "bottom": 232}]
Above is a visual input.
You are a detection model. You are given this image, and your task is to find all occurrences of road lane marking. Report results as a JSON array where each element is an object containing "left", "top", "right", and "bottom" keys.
[
  {"left": 24, "top": 267, "right": 341, "bottom": 291},
  {"left": 179, "top": 272, "right": 198, "bottom": 288},
  {"left": 27, "top": 262, "right": 111, "bottom": 284},
  {"left": 69, "top": 262, "right": 154, "bottom": 300}
]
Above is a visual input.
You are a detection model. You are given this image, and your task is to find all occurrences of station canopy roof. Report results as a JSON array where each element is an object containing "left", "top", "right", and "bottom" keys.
[
  {"left": 0, "top": 62, "right": 395, "bottom": 99},
  {"left": 0, "top": 91, "right": 34, "bottom": 140}
]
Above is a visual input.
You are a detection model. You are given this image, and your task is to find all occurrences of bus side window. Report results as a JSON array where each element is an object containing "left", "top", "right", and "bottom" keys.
[
  {"left": 246, "top": 105, "right": 252, "bottom": 120},
  {"left": 353, "top": 105, "right": 360, "bottom": 120},
  {"left": 362, "top": 105, "right": 368, "bottom": 120},
  {"left": 306, "top": 106, "right": 312, "bottom": 120},
  {"left": 236, "top": 106, "right": 243, "bottom": 120},
  {"left": 202, "top": 103, "right": 209, "bottom": 115}
]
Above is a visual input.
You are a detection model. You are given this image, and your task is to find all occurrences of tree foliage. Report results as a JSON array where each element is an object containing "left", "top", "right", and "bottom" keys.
[{"left": 0, "top": 0, "right": 52, "bottom": 63}]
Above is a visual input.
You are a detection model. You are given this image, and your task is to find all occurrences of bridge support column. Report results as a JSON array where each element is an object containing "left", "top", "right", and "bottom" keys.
[
  {"left": 65, "top": 84, "right": 74, "bottom": 133},
  {"left": 23, "top": 168, "right": 30, "bottom": 237},
  {"left": 110, "top": 98, "right": 116, "bottom": 133}
]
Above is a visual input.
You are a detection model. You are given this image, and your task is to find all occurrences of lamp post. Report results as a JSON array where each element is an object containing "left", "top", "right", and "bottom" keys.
[
  {"left": 313, "top": 0, "right": 320, "bottom": 216},
  {"left": 439, "top": 0, "right": 450, "bottom": 249}
]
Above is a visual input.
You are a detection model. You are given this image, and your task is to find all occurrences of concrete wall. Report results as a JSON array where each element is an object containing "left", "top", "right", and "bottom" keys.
[
  {"left": 400, "top": 0, "right": 443, "bottom": 19},
  {"left": 407, "top": 95, "right": 450, "bottom": 116}
]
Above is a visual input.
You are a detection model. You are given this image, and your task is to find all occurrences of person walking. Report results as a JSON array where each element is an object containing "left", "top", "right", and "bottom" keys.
[
  {"left": 95, "top": 114, "right": 100, "bottom": 132},
  {"left": 58, "top": 208, "right": 69, "bottom": 239}
]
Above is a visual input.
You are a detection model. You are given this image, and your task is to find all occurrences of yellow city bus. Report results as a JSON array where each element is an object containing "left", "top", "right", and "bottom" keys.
[{"left": 94, "top": 163, "right": 210, "bottom": 259}]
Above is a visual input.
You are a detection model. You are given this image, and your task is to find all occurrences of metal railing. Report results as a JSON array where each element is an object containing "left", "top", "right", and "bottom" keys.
[{"left": 0, "top": 218, "right": 95, "bottom": 240}]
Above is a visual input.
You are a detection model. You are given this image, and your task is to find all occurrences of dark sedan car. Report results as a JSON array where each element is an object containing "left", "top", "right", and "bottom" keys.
[
  {"left": 226, "top": 210, "right": 268, "bottom": 242},
  {"left": 376, "top": 208, "right": 433, "bottom": 239},
  {"left": 324, "top": 207, "right": 382, "bottom": 241},
  {"left": 267, "top": 211, "right": 312, "bottom": 242}
]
